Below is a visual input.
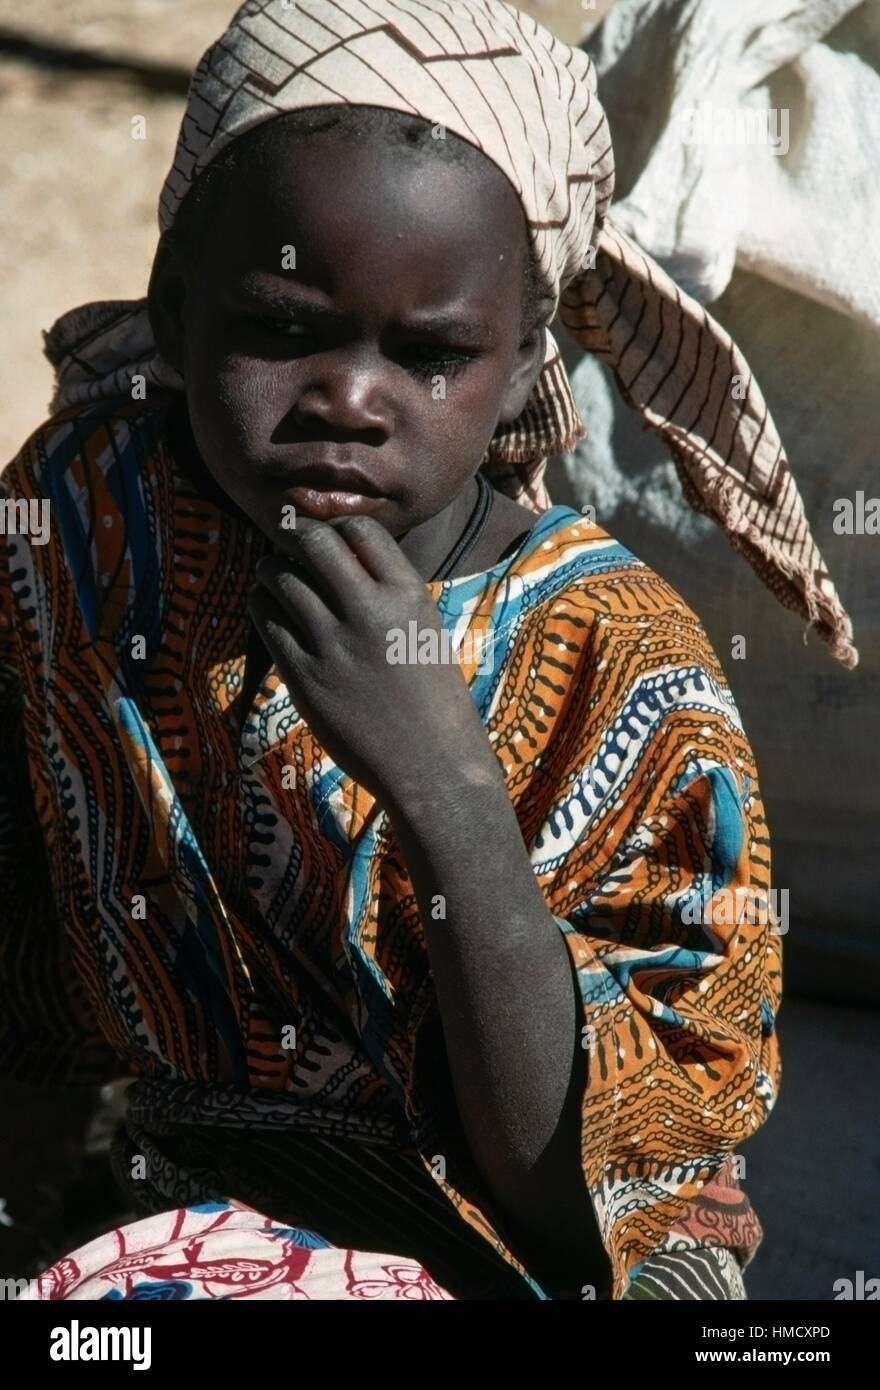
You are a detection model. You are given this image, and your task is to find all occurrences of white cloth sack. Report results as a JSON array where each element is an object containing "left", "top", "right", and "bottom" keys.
[{"left": 558, "top": 0, "right": 880, "bottom": 997}]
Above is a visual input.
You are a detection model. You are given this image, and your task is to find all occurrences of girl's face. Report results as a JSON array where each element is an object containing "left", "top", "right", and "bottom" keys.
[{"left": 150, "top": 126, "right": 546, "bottom": 547}]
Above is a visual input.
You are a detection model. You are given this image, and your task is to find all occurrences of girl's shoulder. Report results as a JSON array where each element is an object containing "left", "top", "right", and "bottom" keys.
[
  {"left": 441, "top": 503, "right": 710, "bottom": 642},
  {"left": 436, "top": 502, "right": 732, "bottom": 700},
  {"left": 2, "top": 392, "right": 177, "bottom": 500}
]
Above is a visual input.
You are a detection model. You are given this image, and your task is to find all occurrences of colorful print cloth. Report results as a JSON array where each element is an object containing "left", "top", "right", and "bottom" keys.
[
  {"left": 16, "top": 1201, "right": 455, "bottom": 1301},
  {"left": 0, "top": 396, "right": 781, "bottom": 1300}
]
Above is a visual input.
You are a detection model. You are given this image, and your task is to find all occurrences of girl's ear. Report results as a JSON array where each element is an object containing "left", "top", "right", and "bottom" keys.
[
  {"left": 496, "top": 320, "right": 548, "bottom": 427},
  {"left": 147, "top": 232, "right": 188, "bottom": 377}
]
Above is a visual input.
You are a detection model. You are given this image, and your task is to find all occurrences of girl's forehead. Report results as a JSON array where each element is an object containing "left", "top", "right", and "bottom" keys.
[
  {"left": 200, "top": 133, "right": 529, "bottom": 293},
  {"left": 223, "top": 127, "right": 522, "bottom": 227}
]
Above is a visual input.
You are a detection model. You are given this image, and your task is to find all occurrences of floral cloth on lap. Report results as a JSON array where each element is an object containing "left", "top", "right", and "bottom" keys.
[{"left": 17, "top": 1201, "right": 454, "bottom": 1301}]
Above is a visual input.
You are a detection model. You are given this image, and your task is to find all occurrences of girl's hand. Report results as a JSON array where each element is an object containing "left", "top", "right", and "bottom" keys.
[{"left": 247, "top": 516, "right": 495, "bottom": 809}]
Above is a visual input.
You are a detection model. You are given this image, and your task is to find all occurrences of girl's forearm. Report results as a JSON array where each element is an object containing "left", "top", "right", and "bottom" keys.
[{"left": 384, "top": 760, "right": 607, "bottom": 1285}]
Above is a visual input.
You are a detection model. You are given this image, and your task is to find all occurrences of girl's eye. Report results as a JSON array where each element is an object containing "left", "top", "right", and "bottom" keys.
[
  {"left": 244, "top": 320, "right": 476, "bottom": 380},
  {"left": 253, "top": 317, "right": 313, "bottom": 338},
  {"left": 403, "top": 347, "right": 476, "bottom": 383}
]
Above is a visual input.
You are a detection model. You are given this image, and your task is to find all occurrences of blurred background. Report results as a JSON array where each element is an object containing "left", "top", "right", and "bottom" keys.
[{"left": 1, "top": 0, "right": 877, "bottom": 1301}]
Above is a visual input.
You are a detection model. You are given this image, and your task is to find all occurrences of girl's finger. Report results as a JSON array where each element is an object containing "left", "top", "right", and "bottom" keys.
[
  {"left": 268, "top": 522, "right": 375, "bottom": 616},
  {"left": 254, "top": 558, "right": 333, "bottom": 644},
  {"left": 247, "top": 584, "right": 317, "bottom": 662},
  {"left": 332, "top": 514, "right": 420, "bottom": 586}
]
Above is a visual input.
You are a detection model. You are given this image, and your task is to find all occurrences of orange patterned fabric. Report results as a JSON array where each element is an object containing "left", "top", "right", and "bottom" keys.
[{"left": 1, "top": 396, "right": 780, "bottom": 1298}]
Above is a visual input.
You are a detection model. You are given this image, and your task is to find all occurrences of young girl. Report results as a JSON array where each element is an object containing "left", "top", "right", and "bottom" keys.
[{"left": 2, "top": 0, "right": 855, "bottom": 1302}]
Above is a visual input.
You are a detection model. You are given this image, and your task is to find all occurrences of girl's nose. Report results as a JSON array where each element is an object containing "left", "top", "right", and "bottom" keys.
[{"left": 291, "top": 350, "right": 392, "bottom": 438}]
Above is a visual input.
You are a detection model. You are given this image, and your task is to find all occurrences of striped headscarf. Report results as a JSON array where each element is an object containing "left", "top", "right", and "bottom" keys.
[{"left": 43, "top": 0, "right": 857, "bottom": 666}]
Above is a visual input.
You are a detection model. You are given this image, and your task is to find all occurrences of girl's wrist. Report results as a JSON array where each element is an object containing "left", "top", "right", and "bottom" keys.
[{"left": 382, "top": 742, "right": 510, "bottom": 842}]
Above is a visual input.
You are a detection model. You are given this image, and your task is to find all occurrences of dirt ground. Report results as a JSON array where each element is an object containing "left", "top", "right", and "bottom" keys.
[{"left": 0, "top": 1, "right": 614, "bottom": 462}]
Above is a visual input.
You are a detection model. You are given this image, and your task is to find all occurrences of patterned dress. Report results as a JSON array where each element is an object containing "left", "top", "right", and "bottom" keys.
[{"left": 0, "top": 394, "right": 780, "bottom": 1300}]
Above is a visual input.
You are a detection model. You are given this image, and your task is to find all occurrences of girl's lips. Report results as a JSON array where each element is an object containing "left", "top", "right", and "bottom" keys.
[{"left": 279, "top": 484, "right": 388, "bottom": 520}]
